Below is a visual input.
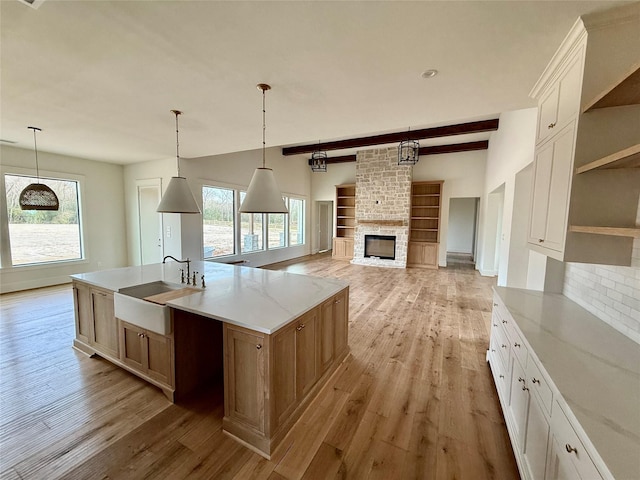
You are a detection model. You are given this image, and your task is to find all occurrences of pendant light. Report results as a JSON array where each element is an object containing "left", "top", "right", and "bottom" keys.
[
  {"left": 19, "top": 126, "right": 59, "bottom": 211},
  {"left": 239, "top": 84, "right": 288, "bottom": 214},
  {"left": 310, "top": 141, "right": 327, "bottom": 173},
  {"left": 398, "top": 127, "right": 420, "bottom": 165},
  {"left": 157, "top": 110, "right": 201, "bottom": 214}
]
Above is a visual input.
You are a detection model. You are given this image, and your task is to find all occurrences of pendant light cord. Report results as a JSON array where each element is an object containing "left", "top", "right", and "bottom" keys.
[
  {"left": 262, "top": 87, "right": 266, "bottom": 168},
  {"left": 28, "top": 126, "right": 42, "bottom": 184},
  {"left": 173, "top": 110, "right": 181, "bottom": 177}
]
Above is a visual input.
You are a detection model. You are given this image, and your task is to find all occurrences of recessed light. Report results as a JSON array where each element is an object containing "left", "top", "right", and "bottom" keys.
[{"left": 421, "top": 69, "right": 438, "bottom": 79}]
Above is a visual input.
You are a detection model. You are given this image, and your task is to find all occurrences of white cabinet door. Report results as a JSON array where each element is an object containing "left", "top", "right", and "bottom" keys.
[
  {"left": 509, "top": 358, "right": 529, "bottom": 451},
  {"left": 529, "top": 140, "right": 554, "bottom": 245},
  {"left": 523, "top": 393, "right": 550, "bottom": 480}
]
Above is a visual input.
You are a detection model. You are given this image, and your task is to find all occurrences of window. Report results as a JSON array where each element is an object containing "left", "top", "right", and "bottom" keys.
[
  {"left": 268, "top": 213, "right": 286, "bottom": 249},
  {"left": 288, "top": 198, "right": 304, "bottom": 246},
  {"left": 4, "top": 174, "right": 83, "bottom": 266},
  {"left": 240, "top": 191, "right": 264, "bottom": 253},
  {"left": 202, "top": 185, "right": 235, "bottom": 258}
]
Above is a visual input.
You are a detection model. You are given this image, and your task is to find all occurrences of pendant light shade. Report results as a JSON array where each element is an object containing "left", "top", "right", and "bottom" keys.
[
  {"left": 19, "top": 127, "right": 59, "bottom": 211},
  {"left": 239, "top": 84, "right": 288, "bottom": 214},
  {"left": 157, "top": 110, "right": 201, "bottom": 214}
]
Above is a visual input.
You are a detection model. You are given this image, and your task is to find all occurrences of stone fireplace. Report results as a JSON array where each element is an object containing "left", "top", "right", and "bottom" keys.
[
  {"left": 351, "top": 147, "right": 412, "bottom": 268},
  {"left": 364, "top": 234, "right": 396, "bottom": 260}
]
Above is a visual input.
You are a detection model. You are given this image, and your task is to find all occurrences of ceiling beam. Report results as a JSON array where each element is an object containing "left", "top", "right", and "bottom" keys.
[
  {"left": 307, "top": 140, "right": 489, "bottom": 165},
  {"left": 285, "top": 118, "right": 498, "bottom": 156}
]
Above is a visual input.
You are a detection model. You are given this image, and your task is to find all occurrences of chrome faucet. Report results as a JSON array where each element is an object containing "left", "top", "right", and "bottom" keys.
[{"left": 163, "top": 255, "right": 191, "bottom": 281}]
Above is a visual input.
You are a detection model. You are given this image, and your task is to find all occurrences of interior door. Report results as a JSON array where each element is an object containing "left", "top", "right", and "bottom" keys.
[
  {"left": 317, "top": 201, "right": 333, "bottom": 252},
  {"left": 137, "top": 181, "right": 163, "bottom": 264}
]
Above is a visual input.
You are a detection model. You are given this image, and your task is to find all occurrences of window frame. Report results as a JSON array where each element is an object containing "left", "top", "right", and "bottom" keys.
[
  {"left": 202, "top": 183, "right": 237, "bottom": 259},
  {"left": 1, "top": 166, "right": 86, "bottom": 269}
]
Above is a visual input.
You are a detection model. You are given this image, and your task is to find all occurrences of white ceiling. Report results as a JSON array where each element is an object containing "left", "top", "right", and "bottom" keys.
[{"left": 0, "top": 0, "right": 630, "bottom": 165}]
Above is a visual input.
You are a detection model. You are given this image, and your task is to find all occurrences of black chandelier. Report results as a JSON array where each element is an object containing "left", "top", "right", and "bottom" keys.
[{"left": 398, "top": 128, "right": 420, "bottom": 165}]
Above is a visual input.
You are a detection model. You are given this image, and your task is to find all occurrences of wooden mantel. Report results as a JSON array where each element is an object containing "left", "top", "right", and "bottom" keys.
[{"left": 357, "top": 219, "right": 407, "bottom": 226}]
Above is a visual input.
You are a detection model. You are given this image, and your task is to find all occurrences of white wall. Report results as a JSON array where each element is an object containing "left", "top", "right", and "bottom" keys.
[
  {"left": 478, "top": 108, "right": 537, "bottom": 284},
  {"left": 123, "top": 146, "right": 312, "bottom": 267},
  {"left": 0, "top": 145, "right": 127, "bottom": 293},
  {"left": 447, "top": 197, "right": 477, "bottom": 254}
]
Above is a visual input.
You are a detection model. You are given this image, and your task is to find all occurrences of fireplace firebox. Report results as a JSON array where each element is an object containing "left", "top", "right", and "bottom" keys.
[{"left": 364, "top": 235, "right": 396, "bottom": 260}]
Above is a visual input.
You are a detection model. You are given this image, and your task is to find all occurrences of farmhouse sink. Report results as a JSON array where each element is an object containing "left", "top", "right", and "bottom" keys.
[{"left": 114, "top": 281, "right": 199, "bottom": 335}]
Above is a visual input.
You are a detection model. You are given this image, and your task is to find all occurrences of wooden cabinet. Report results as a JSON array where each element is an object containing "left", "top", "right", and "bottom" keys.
[
  {"left": 528, "top": 10, "right": 640, "bottom": 265},
  {"left": 332, "top": 237, "right": 354, "bottom": 261},
  {"left": 407, "top": 181, "right": 442, "bottom": 269},
  {"left": 333, "top": 184, "right": 355, "bottom": 260},
  {"left": 319, "top": 287, "right": 349, "bottom": 374},
  {"left": 223, "top": 287, "right": 349, "bottom": 458},
  {"left": 119, "top": 320, "right": 174, "bottom": 389},
  {"left": 73, "top": 280, "right": 118, "bottom": 358}
]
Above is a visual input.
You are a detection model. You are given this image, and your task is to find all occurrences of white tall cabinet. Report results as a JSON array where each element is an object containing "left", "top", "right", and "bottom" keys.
[{"left": 528, "top": 4, "right": 640, "bottom": 265}]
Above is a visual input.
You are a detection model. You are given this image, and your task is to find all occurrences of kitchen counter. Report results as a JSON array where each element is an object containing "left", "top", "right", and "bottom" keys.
[
  {"left": 71, "top": 260, "right": 348, "bottom": 334},
  {"left": 494, "top": 287, "right": 640, "bottom": 480}
]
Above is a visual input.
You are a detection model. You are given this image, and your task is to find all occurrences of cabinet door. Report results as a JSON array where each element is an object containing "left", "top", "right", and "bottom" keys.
[
  {"left": 523, "top": 394, "right": 550, "bottom": 480},
  {"left": 333, "top": 289, "right": 348, "bottom": 357},
  {"left": 73, "top": 282, "right": 93, "bottom": 345},
  {"left": 537, "top": 84, "right": 560, "bottom": 144},
  {"left": 91, "top": 289, "right": 118, "bottom": 358},
  {"left": 508, "top": 358, "right": 529, "bottom": 451},
  {"left": 319, "top": 297, "right": 335, "bottom": 373},
  {"left": 120, "top": 321, "right": 145, "bottom": 371},
  {"left": 225, "top": 326, "right": 266, "bottom": 433},
  {"left": 344, "top": 238, "right": 354, "bottom": 258},
  {"left": 546, "top": 435, "right": 582, "bottom": 480},
  {"left": 543, "top": 124, "right": 574, "bottom": 252},
  {"left": 529, "top": 140, "right": 554, "bottom": 245},
  {"left": 272, "top": 323, "right": 297, "bottom": 427},
  {"left": 296, "top": 309, "right": 318, "bottom": 399},
  {"left": 145, "top": 329, "right": 173, "bottom": 388}
]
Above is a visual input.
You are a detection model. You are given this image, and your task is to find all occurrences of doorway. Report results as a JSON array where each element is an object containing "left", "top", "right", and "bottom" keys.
[
  {"left": 137, "top": 179, "right": 163, "bottom": 265},
  {"left": 316, "top": 201, "right": 333, "bottom": 253},
  {"left": 447, "top": 197, "right": 479, "bottom": 268}
]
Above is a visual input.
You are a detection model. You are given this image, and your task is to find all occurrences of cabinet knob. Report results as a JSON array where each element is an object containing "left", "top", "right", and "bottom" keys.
[
  {"left": 538, "top": 239, "right": 544, "bottom": 243},
  {"left": 532, "top": 378, "right": 540, "bottom": 385},
  {"left": 518, "top": 377, "right": 525, "bottom": 383},
  {"left": 501, "top": 344, "right": 507, "bottom": 349},
  {"left": 522, "top": 385, "right": 529, "bottom": 392},
  {"left": 256, "top": 344, "right": 262, "bottom": 350},
  {"left": 514, "top": 343, "right": 521, "bottom": 348},
  {"left": 493, "top": 324, "right": 498, "bottom": 327},
  {"left": 548, "top": 122, "right": 556, "bottom": 129},
  {"left": 493, "top": 303, "right": 498, "bottom": 307},
  {"left": 296, "top": 325, "right": 302, "bottom": 331},
  {"left": 502, "top": 320, "right": 507, "bottom": 324},
  {"left": 499, "top": 374, "right": 504, "bottom": 379},
  {"left": 491, "top": 349, "right": 496, "bottom": 353},
  {"left": 335, "top": 299, "right": 342, "bottom": 304},
  {"left": 565, "top": 444, "right": 577, "bottom": 454}
]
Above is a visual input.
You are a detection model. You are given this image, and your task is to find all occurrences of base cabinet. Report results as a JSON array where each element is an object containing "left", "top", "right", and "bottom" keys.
[
  {"left": 223, "top": 287, "right": 350, "bottom": 458},
  {"left": 73, "top": 280, "right": 118, "bottom": 358},
  {"left": 407, "top": 241, "right": 438, "bottom": 268},
  {"left": 119, "top": 320, "right": 174, "bottom": 389},
  {"left": 489, "top": 292, "right": 605, "bottom": 480},
  {"left": 332, "top": 237, "right": 354, "bottom": 260}
]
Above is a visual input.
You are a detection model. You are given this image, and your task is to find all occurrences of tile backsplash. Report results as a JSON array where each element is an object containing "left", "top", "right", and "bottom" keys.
[{"left": 563, "top": 235, "right": 640, "bottom": 344}]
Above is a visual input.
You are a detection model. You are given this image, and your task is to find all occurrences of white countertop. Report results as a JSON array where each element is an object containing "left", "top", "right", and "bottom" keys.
[
  {"left": 71, "top": 261, "right": 348, "bottom": 334},
  {"left": 494, "top": 287, "right": 640, "bottom": 480}
]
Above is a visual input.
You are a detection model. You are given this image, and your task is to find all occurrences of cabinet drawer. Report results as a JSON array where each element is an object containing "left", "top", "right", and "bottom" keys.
[
  {"left": 493, "top": 322, "right": 511, "bottom": 372},
  {"left": 550, "top": 401, "right": 603, "bottom": 480},
  {"left": 508, "top": 323, "right": 528, "bottom": 369},
  {"left": 526, "top": 356, "right": 553, "bottom": 417}
]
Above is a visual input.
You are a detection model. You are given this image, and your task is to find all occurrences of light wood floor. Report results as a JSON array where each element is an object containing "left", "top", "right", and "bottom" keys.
[{"left": 0, "top": 255, "right": 519, "bottom": 479}]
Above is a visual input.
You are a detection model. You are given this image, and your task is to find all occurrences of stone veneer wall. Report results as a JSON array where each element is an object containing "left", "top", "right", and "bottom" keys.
[{"left": 351, "top": 147, "right": 412, "bottom": 268}]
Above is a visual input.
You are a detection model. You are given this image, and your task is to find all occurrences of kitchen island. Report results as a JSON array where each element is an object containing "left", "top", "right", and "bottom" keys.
[{"left": 70, "top": 260, "right": 349, "bottom": 458}]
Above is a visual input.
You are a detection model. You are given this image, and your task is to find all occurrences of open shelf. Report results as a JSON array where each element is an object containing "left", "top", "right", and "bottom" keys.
[
  {"left": 570, "top": 225, "right": 640, "bottom": 238},
  {"left": 582, "top": 63, "right": 640, "bottom": 112},
  {"left": 335, "top": 184, "right": 356, "bottom": 239},
  {"left": 575, "top": 144, "right": 640, "bottom": 174}
]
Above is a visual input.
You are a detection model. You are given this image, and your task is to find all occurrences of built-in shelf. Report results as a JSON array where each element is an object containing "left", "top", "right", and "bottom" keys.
[
  {"left": 582, "top": 63, "right": 640, "bottom": 113},
  {"left": 570, "top": 225, "right": 640, "bottom": 238},
  {"left": 575, "top": 144, "right": 640, "bottom": 174}
]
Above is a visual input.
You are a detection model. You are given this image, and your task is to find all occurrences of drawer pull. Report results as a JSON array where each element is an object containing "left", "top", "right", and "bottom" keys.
[
  {"left": 514, "top": 343, "right": 521, "bottom": 348},
  {"left": 493, "top": 324, "right": 498, "bottom": 327},
  {"left": 518, "top": 377, "right": 525, "bottom": 383},
  {"left": 565, "top": 444, "right": 578, "bottom": 454},
  {"left": 522, "top": 385, "right": 529, "bottom": 392},
  {"left": 548, "top": 122, "right": 556, "bottom": 129},
  {"left": 499, "top": 374, "right": 504, "bottom": 379},
  {"left": 491, "top": 349, "right": 496, "bottom": 353},
  {"left": 296, "top": 325, "right": 303, "bottom": 331},
  {"left": 502, "top": 320, "right": 507, "bottom": 324},
  {"left": 532, "top": 378, "right": 540, "bottom": 384},
  {"left": 493, "top": 303, "right": 498, "bottom": 307},
  {"left": 538, "top": 239, "right": 544, "bottom": 243},
  {"left": 256, "top": 344, "right": 262, "bottom": 350},
  {"left": 501, "top": 344, "right": 507, "bottom": 349},
  {"left": 335, "top": 299, "right": 342, "bottom": 304}
]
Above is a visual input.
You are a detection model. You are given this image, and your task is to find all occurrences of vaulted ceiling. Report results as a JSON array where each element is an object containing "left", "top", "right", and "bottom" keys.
[{"left": 0, "top": 0, "right": 630, "bottom": 164}]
